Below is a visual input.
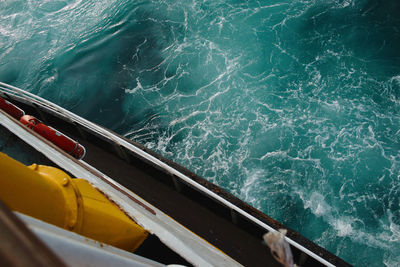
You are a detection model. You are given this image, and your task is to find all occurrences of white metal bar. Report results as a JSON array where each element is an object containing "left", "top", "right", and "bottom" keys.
[
  {"left": 0, "top": 111, "right": 241, "bottom": 267},
  {"left": 0, "top": 82, "right": 335, "bottom": 267}
]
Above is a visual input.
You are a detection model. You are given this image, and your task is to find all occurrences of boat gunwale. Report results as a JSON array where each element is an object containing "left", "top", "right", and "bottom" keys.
[{"left": 0, "top": 82, "right": 350, "bottom": 267}]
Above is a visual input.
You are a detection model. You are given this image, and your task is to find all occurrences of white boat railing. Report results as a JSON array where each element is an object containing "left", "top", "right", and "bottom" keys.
[{"left": 0, "top": 81, "right": 335, "bottom": 267}]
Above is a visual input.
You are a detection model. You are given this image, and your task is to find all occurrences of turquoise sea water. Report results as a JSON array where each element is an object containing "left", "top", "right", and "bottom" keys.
[{"left": 1, "top": 1, "right": 400, "bottom": 266}]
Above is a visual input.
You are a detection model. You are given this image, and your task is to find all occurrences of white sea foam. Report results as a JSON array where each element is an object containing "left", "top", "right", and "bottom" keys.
[
  {"left": 125, "top": 77, "right": 143, "bottom": 94},
  {"left": 297, "top": 189, "right": 395, "bottom": 252},
  {"left": 333, "top": 218, "right": 353, "bottom": 236},
  {"left": 2, "top": 1, "right": 400, "bottom": 266},
  {"left": 240, "top": 168, "right": 265, "bottom": 205}
]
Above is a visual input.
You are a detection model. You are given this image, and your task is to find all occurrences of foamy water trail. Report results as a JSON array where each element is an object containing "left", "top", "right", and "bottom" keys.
[{"left": 1, "top": 1, "right": 400, "bottom": 266}]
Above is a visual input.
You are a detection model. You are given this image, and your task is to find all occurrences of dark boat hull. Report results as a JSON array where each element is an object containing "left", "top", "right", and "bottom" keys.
[{"left": 0, "top": 83, "right": 351, "bottom": 267}]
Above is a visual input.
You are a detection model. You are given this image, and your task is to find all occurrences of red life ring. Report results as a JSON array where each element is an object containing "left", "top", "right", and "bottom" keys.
[
  {"left": 0, "top": 97, "right": 25, "bottom": 120},
  {"left": 20, "top": 115, "right": 86, "bottom": 159}
]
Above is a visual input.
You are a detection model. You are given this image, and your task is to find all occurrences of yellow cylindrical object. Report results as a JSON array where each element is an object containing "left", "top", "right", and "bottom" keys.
[
  {"left": 0, "top": 152, "right": 148, "bottom": 252},
  {"left": 0, "top": 153, "right": 79, "bottom": 229},
  {"left": 71, "top": 179, "right": 148, "bottom": 252}
]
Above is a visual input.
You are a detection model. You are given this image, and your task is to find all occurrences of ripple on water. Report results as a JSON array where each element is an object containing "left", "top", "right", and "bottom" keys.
[{"left": 1, "top": 1, "right": 400, "bottom": 266}]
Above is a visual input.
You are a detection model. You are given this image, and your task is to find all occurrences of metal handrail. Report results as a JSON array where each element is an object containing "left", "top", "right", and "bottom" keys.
[
  {"left": 0, "top": 81, "right": 334, "bottom": 267},
  {"left": 0, "top": 82, "right": 123, "bottom": 145}
]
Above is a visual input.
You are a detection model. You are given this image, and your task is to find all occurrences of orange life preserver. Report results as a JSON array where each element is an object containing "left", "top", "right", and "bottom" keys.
[
  {"left": 0, "top": 97, "right": 25, "bottom": 120},
  {"left": 20, "top": 115, "right": 86, "bottom": 160}
]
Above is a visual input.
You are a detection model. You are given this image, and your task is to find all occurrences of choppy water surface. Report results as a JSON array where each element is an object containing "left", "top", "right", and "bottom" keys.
[{"left": 1, "top": 1, "right": 400, "bottom": 266}]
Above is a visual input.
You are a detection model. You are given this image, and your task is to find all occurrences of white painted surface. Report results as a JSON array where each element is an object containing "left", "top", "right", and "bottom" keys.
[
  {"left": 0, "top": 81, "right": 335, "bottom": 267},
  {"left": 17, "top": 213, "right": 165, "bottom": 267},
  {"left": 0, "top": 110, "right": 241, "bottom": 267}
]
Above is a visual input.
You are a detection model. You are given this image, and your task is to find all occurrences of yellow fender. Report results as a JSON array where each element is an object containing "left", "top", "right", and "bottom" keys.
[{"left": 0, "top": 152, "right": 148, "bottom": 252}]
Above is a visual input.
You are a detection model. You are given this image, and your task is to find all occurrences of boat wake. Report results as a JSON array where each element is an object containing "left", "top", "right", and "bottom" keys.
[{"left": 1, "top": 0, "right": 400, "bottom": 266}]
